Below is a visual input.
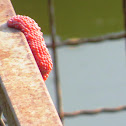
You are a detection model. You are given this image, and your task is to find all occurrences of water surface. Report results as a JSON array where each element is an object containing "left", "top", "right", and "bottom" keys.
[
  {"left": 46, "top": 38, "right": 126, "bottom": 126},
  {"left": 11, "top": 0, "right": 123, "bottom": 40}
]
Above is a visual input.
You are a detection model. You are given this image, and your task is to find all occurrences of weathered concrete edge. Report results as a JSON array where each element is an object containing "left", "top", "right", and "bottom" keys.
[{"left": 0, "top": 0, "right": 62, "bottom": 125}]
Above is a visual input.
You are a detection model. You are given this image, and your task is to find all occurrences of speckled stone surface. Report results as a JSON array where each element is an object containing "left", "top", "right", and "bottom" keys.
[{"left": 0, "top": 0, "right": 62, "bottom": 125}]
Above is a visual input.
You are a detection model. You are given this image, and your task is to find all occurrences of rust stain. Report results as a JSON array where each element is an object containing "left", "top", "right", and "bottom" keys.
[
  {"left": 0, "top": 4, "right": 4, "bottom": 12},
  {"left": 0, "top": 50, "right": 11, "bottom": 60},
  {"left": 18, "top": 38, "right": 26, "bottom": 46}
]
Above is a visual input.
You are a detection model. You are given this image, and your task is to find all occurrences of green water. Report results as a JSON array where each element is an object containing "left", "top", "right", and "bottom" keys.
[{"left": 11, "top": 0, "right": 123, "bottom": 40}]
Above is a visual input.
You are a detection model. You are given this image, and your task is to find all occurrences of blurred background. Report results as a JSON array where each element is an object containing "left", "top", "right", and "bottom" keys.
[{"left": 11, "top": 0, "right": 126, "bottom": 126}]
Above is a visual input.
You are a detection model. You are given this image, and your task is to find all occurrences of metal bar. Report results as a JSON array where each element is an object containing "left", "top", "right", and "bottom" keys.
[
  {"left": 0, "top": 107, "right": 6, "bottom": 126},
  {"left": 48, "top": 0, "right": 64, "bottom": 123},
  {"left": 123, "top": 0, "right": 126, "bottom": 54},
  {"left": 123, "top": 0, "right": 126, "bottom": 32},
  {"left": 47, "top": 32, "right": 126, "bottom": 48},
  {"left": 0, "top": 0, "right": 62, "bottom": 126},
  {"left": 64, "top": 105, "right": 126, "bottom": 117}
]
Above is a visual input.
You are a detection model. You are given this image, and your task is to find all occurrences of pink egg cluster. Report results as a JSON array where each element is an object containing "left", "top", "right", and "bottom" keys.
[{"left": 7, "top": 15, "right": 53, "bottom": 81}]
